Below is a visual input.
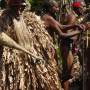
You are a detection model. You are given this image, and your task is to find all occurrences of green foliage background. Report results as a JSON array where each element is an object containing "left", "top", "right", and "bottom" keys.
[{"left": 27, "top": 0, "right": 43, "bottom": 11}]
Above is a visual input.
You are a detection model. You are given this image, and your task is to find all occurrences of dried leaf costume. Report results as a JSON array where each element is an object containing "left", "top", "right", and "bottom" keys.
[{"left": 0, "top": 8, "right": 62, "bottom": 90}]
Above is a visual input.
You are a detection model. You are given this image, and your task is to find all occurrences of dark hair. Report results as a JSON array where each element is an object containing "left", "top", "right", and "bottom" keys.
[
  {"left": 73, "top": 6, "right": 83, "bottom": 16},
  {"left": 42, "top": 0, "right": 51, "bottom": 13},
  {"left": 72, "top": 7, "right": 79, "bottom": 11},
  {"left": 42, "top": 0, "right": 57, "bottom": 13},
  {"left": 0, "top": 0, "right": 7, "bottom": 9}
]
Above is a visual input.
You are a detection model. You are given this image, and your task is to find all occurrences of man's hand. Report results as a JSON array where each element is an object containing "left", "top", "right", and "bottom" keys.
[
  {"left": 84, "top": 22, "right": 90, "bottom": 30},
  {"left": 75, "top": 24, "right": 86, "bottom": 31}
]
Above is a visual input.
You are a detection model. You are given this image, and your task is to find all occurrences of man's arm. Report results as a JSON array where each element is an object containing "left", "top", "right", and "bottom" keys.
[
  {"left": 59, "top": 24, "right": 85, "bottom": 32},
  {"left": 46, "top": 15, "right": 80, "bottom": 37},
  {"left": 60, "top": 24, "right": 77, "bottom": 31}
]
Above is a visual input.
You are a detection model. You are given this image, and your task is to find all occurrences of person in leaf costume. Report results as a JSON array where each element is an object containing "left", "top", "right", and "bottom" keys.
[{"left": 0, "top": 0, "right": 64, "bottom": 89}]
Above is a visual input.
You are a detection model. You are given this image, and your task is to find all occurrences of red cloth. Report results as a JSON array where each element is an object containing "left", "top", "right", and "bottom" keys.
[{"left": 72, "top": 2, "right": 81, "bottom": 8}]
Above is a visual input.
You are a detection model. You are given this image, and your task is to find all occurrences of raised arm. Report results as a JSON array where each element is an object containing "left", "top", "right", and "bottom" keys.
[{"left": 42, "top": 15, "right": 80, "bottom": 37}]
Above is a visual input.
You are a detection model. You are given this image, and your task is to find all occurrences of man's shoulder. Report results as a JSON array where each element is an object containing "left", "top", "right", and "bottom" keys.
[{"left": 42, "top": 14, "right": 53, "bottom": 21}]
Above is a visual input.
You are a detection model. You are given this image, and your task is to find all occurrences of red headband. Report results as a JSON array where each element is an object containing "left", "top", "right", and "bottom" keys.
[{"left": 72, "top": 2, "right": 81, "bottom": 8}]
